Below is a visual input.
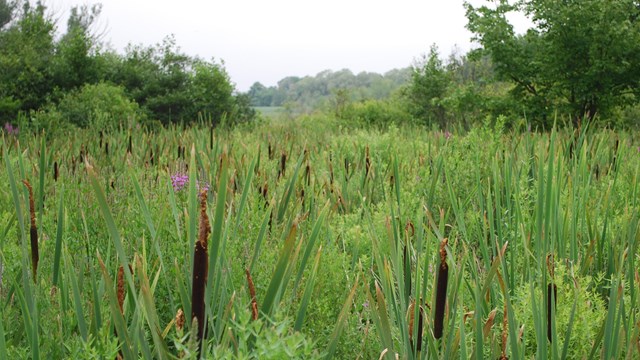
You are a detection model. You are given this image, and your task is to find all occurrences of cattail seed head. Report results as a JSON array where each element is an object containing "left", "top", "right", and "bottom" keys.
[
  {"left": 245, "top": 268, "right": 258, "bottom": 321},
  {"left": 22, "top": 180, "right": 38, "bottom": 282},
  {"left": 191, "top": 189, "right": 210, "bottom": 350},
  {"left": 53, "top": 161, "right": 59, "bottom": 182},
  {"left": 433, "top": 238, "right": 448, "bottom": 339},
  {"left": 117, "top": 266, "right": 125, "bottom": 313}
]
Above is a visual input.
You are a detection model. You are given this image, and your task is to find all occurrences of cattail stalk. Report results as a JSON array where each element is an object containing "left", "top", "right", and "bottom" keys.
[
  {"left": 245, "top": 268, "right": 259, "bottom": 320},
  {"left": 546, "top": 254, "right": 556, "bottom": 343},
  {"left": 434, "top": 238, "right": 448, "bottom": 339},
  {"left": 22, "top": 180, "right": 38, "bottom": 282},
  {"left": 191, "top": 190, "right": 210, "bottom": 352}
]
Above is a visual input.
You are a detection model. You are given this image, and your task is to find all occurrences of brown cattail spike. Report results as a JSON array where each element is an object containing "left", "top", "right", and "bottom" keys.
[
  {"left": 117, "top": 266, "right": 125, "bottom": 313},
  {"left": 546, "top": 253, "right": 556, "bottom": 343},
  {"left": 279, "top": 152, "right": 287, "bottom": 179},
  {"left": 434, "top": 238, "right": 448, "bottom": 339},
  {"left": 22, "top": 180, "right": 38, "bottom": 282},
  {"left": 53, "top": 161, "right": 59, "bottom": 182},
  {"left": 407, "top": 300, "right": 425, "bottom": 353},
  {"left": 127, "top": 134, "right": 132, "bottom": 154},
  {"left": 365, "top": 146, "right": 371, "bottom": 178},
  {"left": 245, "top": 268, "right": 259, "bottom": 320},
  {"left": 191, "top": 189, "right": 210, "bottom": 352}
]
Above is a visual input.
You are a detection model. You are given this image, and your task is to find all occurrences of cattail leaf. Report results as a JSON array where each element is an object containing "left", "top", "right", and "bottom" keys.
[
  {"left": 87, "top": 162, "right": 136, "bottom": 296},
  {"left": 294, "top": 245, "right": 322, "bottom": 331},
  {"left": 64, "top": 249, "right": 88, "bottom": 341},
  {"left": 97, "top": 253, "right": 134, "bottom": 359},
  {"left": 324, "top": 274, "right": 359, "bottom": 360},
  {"left": 293, "top": 203, "right": 328, "bottom": 294},
  {"left": 52, "top": 186, "right": 64, "bottom": 287},
  {"left": 261, "top": 221, "right": 298, "bottom": 318}
]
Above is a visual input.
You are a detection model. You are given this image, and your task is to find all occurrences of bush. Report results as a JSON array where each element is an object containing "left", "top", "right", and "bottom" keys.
[
  {"left": 54, "top": 82, "right": 145, "bottom": 128},
  {"left": 340, "top": 99, "right": 412, "bottom": 128}
]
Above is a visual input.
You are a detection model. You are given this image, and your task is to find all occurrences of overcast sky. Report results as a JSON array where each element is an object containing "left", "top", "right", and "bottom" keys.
[{"left": 45, "top": 0, "right": 526, "bottom": 91}]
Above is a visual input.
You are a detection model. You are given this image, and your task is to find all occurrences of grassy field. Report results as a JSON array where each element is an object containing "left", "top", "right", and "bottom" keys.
[{"left": 0, "top": 119, "right": 639, "bottom": 359}]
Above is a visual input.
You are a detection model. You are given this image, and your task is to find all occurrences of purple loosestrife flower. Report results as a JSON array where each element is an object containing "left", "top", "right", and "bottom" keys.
[
  {"left": 171, "top": 173, "right": 210, "bottom": 193},
  {"left": 3, "top": 123, "right": 18, "bottom": 136},
  {"left": 171, "top": 173, "right": 189, "bottom": 192}
]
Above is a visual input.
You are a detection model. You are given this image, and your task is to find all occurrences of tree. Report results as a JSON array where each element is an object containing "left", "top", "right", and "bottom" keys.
[
  {"left": 405, "top": 45, "right": 451, "bottom": 129},
  {"left": 465, "top": 0, "right": 640, "bottom": 127},
  {"left": 0, "top": 1, "right": 56, "bottom": 118}
]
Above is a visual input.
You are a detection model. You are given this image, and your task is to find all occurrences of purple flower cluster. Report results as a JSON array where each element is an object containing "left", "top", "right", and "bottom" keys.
[
  {"left": 3, "top": 123, "right": 18, "bottom": 136},
  {"left": 171, "top": 173, "right": 210, "bottom": 193},
  {"left": 171, "top": 173, "right": 189, "bottom": 192}
]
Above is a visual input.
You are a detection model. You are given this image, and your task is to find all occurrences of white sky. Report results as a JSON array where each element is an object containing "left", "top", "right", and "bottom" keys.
[{"left": 44, "top": 0, "right": 528, "bottom": 91}]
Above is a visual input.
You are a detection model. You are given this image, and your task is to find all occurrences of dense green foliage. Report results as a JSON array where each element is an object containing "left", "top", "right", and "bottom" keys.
[
  {"left": 0, "top": 1, "right": 254, "bottom": 131},
  {"left": 1, "top": 118, "right": 639, "bottom": 358},
  {"left": 247, "top": 68, "right": 410, "bottom": 111},
  {"left": 465, "top": 0, "right": 640, "bottom": 127}
]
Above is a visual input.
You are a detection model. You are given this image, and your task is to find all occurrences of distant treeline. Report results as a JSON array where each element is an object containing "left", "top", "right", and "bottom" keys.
[
  {"left": 0, "top": 1, "right": 254, "bottom": 133},
  {"left": 246, "top": 68, "right": 411, "bottom": 110}
]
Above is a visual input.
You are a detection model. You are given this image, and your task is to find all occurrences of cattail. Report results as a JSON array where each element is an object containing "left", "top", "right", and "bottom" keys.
[
  {"left": 433, "top": 238, "right": 448, "bottom": 339},
  {"left": 117, "top": 265, "right": 125, "bottom": 313},
  {"left": 99, "top": 130, "right": 103, "bottom": 148},
  {"left": 344, "top": 158, "right": 349, "bottom": 179},
  {"left": 149, "top": 147, "right": 154, "bottom": 166},
  {"left": 546, "top": 254, "right": 557, "bottom": 343},
  {"left": 305, "top": 162, "right": 311, "bottom": 186},
  {"left": 22, "top": 180, "right": 38, "bottom": 282},
  {"left": 127, "top": 134, "right": 132, "bottom": 154},
  {"left": 365, "top": 146, "right": 371, "bottom": 179},
  {"left": 403, "top": 245, "right": 411, "bottom": 301},
  {"left": 407, "top": 300, "right": 425, "bottom": 353},
  {"left": 209, "top": 126, "right": 214, "bottom": 150},
  {"left": 329, "top": 161, "right": 334, "bottom": 186},
  {"left": 268, "top": 142, "right": 273, "bottom": 160},
  {"left": 245, "top": 268, "right": 259, "bottom": 320},
  {"left": 53, "top": 161, "right": 59, "bottom": 182},
  {"left": 278, "top": 152, "right": 287, "bottom": 179},
  {"left": 105, "top": 141, "right": 109, "bottom": 156},
  {"left": 262, "top": 182, "right": 269, "bottom": 208},
  {"left": 191, "top": 189, "right": 210, "bottom": 352}
]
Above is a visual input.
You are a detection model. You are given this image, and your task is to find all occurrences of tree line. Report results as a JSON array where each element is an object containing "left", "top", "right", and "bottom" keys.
[
  {"left": 250, "top": 0, "right": 640, "bottom": 130},
  {"left": 0, "top": 1, "right": 254, "bottom": 133}
]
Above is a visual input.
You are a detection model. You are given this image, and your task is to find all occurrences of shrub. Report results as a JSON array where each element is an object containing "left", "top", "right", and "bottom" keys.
[{"left": 54, "top": 82, "right": 145, "bottom": 128}]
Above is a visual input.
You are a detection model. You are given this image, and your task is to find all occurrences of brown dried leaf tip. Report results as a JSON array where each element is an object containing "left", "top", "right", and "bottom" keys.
[
  {"left": 117, "top": 266, "right": 125, "bottom": 314},
  {"left": 175, "top": 308, "right": 185, "bottom": 332},
  {"left": 245, "top": 268, "right": 259, "bottom": 321},
  {"left": 22, "top": 180, "right": 38, "bottom": 282},
  {"left": 407, "top": 300, "right": 425, "bottom": 353}
]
